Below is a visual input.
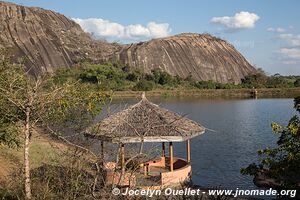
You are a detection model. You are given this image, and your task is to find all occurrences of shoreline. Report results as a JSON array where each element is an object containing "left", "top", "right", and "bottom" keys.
[{"left": 112, "top": 88, "right": 300, "bottom": 99}]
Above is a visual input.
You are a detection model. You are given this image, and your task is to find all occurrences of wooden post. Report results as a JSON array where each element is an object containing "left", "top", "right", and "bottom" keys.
[
  {"left": 146, "top": 164, "right": 149, "bottom": 176},
  {"left": 169, "top": 142, "right": 173, "bottom": 171},
  {"left": 143, "top": 164, "right": 147, "bottom": 176},
  {"left": 100, "top": 141, "right": 104, "bottom": 166},
  {"left": 254, "top": 89, "right": 258, "bottom": 99},
  {"left": 162, "top": 142, "right": 165, "bottom": 157},
  {"left": 187, "top": 139, "right": 191, "bottom": 163},
  {"left": 121, "top": 144, "right": 125, "bottom": 171},
  {"left": 252, "top": 87, "right": 258, "bottom": 99}
]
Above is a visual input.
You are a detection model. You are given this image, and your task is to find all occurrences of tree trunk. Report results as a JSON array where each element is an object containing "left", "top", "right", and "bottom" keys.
[
  {"left": 139, "top": 137, "right": 144, "bottom": 154},
  {"left": 24, "top": 106, "right": 31, "bottom": 199}
]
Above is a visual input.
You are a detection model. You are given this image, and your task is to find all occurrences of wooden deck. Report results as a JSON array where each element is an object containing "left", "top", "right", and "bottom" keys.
[
  {"left": 104, "top": 156, "right": 191, "bottom": 188},
  {"left": 136, "top": 165, "right": 168, "bottom": 186}
]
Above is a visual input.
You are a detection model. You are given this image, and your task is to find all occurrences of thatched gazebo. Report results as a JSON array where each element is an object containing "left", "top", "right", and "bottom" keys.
[{"left": 85, "top": 92, "right": 205, "bottom": 188}]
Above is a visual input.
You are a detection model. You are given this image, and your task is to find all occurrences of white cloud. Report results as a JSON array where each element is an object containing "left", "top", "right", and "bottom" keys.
[
  {"left": 281, "top": 60, "right": 298, "bottom": 65},
  {"left": 72, "top": 18, "right": 171, "bottom": 41},
  {"left": 278, "top": 47, "right": 300, "bottom": 64},
  {"left": 147, "top": 22, "right": 171, "bottom": 38},
  {"left": 211, "top": 11, "right": 260, "bottom": 30},
  {"left": 278, "top": 34, "right": 300, "bottom": 46},
  {"left": 275, "top": 33, "right": 300, "bottom": 65},
  {"left": 279, "top": 48, "right": 300, "bottom": 59},
  {"left": 267, "top": 27, "right": 286, "bottom": 33}
]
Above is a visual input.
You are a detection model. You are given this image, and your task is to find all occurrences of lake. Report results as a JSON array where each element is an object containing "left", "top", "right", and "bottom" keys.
[{"left": 92, "top": 97, "right": 297, "bottom": 190}]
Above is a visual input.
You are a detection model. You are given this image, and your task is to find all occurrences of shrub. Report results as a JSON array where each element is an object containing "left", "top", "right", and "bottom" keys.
[
  {"left": 126, "top": 70, "right": 142, "bottom": 82},
  {"left": 241, "top": 73, "right": 268, "bottom": 88},
  {"left": 4, "top": 148, "right": 115, "bottom": 200},
  {"left": 294, "top": 78, "right": 300, "bottom": 87},
  {"left": 145, "top": 69, "right": 183, "bottom": 87},
  {"left": 0, "top": 188, "right": 16, "bottom": 200},
  {"left": 53, "top": 62, "right": 300, "bottom": 91},
  {"left": 193, "top": 81, "right": 217, "bottom": 89},
  {"left": 52, "top": 68, "right": 81, "bottom": 84},
  {"left": 158, "top": 72, "right": 173, "bottom": 85},
  {"left": 80, "top": 64, "right": 124, "bottom": 83},
  {"left": 241, "top": 97, "right": 300, "bottom": 194},
  {"left": 133, "top": 80, "right": 154, "bottom": 91}
]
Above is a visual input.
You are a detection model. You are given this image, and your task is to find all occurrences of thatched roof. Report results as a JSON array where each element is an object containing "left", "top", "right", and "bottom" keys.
[{"left": 85, "top": 93, "right": 205, "bottom": 143}]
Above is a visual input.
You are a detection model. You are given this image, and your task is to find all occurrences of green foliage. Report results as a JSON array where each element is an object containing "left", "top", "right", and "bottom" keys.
[
  {"left": 41, "top": 82, "right": 109, "bottom": 133},
  {"left": 0, "top": 60, "right": 27, "bottom": 148},
  {"left": 53, "top": 62, "right": 300, "bottom": 92},
  {"left": 193, "top": 81, "right": 218, "bottom": 89},
  {"left": 0, "top": 188, "right": 16, "bottom": 200},
  {"left": 54, "top": 65, "right": 188, "bottom": 91},
  {"left": 241, "top": 97, "right": 300, "bottom": 191},
  {"left": 241, "top": 72, "right": 268, "bottom": 88},
  {"left": 192, "top": 80, "right": 241, "bottom": 89},
  {"left": 145, "top": 69, "right": 183, "bottom": 87},
  {"left": 30, "top": 165, "right": 93, "bottom": 199},
  {"left": 294, "top": 78, "right": 300, "bottom": 87},
  {"left": 4, "top": 149, "right": 110, "bottom": 200},
  {"left": 294, "top": 97, "right": 300, "bottom": 112},
  {"left": 133, "top": 80, "right": 154, "bottom": 91},
  {"left": 0, "top": 58, "right": 109, "bottom": 148},
  {"left": 52, "top": 68, "right": 81, "bottom": 84},
  {"left": 242, "top": 72, "right": 296, "bottom": 88},
  {"left": 0, "top": 123, "right": 21, "bottom": 148},
  {"left": 79, "top": 63, "right": 126, "bottom": 90},
  {"left": 126, "top": 70, "right": 143, "bottom": 82},
  {"left": 158, "top": 71, "right": 173, "bottom": 85},
  {"left": 184, "top": 73, "right": 193, "bottom": 82},
  {"left": 265, "top": 76, "right": 293, "bottom": 88}
]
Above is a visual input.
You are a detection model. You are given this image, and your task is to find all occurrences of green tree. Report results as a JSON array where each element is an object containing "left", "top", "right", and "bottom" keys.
[
  {"left": 294, "top": 78, "right": 300, "bottom": 87},
  {"left": 241, "top": 73, "right": 268, "bottom": 88},
  {"left": 79, "top": 63, "right": 126, "bottom": 90},
  {"left": 0, "top": 59, "right": 106, "bottom": 199},
  {"left": 241, "top": 97, "right": 300, "bottom": 192},
  {"left": 126, "top": 70, "right": 142, "bottom": 82},
  {"left": 193, "top": 81, "right": 217, "bottom": 89},
  {"left": 133, "top": 80, "right": 154, "bottom": 91}
]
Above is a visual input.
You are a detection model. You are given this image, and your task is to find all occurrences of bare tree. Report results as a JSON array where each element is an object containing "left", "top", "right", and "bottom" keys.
[{"left": 0, "top": 59, "right": 106, "bottom": 199}]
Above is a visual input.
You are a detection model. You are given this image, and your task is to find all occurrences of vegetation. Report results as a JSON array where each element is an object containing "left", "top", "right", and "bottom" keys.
[
  {"left": 0, "top": 58, "right": 108, "bottom": 199},
  {"left": 1, "top": 58, "right": 300, "bottom": 199},
  {"left": 241, "top": 97, "right": 300, "bottom": 196},
  {"left": 53, "top": 63, "right": 300, "bottom": 92},
  {"left": 0, "top": 132, "right": 117, "bottom": 200},
  {"left": 133, "top": 80, "right": 155, "bottom": 91}
]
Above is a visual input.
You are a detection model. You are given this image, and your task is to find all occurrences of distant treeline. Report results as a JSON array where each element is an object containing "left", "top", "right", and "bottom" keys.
[{"left": 53, "top": 62, "right": 300, "bottom": 91}]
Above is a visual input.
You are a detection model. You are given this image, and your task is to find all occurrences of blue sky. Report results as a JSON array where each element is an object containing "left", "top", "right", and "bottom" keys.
[{"left": 5, "top": 0, "right": 300, "bottom": 75}]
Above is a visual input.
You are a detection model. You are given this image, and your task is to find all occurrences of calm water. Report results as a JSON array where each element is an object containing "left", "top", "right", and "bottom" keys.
[{"left": 93, "top": 97, "right": 297, "bottom": 190}]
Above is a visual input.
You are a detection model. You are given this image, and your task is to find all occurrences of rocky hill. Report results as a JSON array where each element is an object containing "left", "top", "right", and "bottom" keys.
[
  {"left": 115, "top": 33, "right": 256, "bottom": 84},
  {"left": 0, "top": 1, "right": 257, "bottom": 83},
  {"left": 0, "top": 1, "right": 120, "bottom": 75}
]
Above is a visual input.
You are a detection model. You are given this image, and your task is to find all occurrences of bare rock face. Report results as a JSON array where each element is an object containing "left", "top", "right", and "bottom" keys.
[
  {"left": 0, "top": 1, "right": 120, "bottom": 75},
  {"left": 115, "top": 33, "right": 257, "bottom": 83},
  {"left": 0, "top": 1, "right": 257, "bottom": 83}
]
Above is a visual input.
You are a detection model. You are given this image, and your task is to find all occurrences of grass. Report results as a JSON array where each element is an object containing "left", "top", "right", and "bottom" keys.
[
  {"left": 0, "top": 132, "right": 67, "bottom": 184},
  {"left": 112, "top": 88, "right": 300, "bottom": 99}
]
